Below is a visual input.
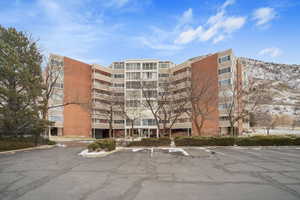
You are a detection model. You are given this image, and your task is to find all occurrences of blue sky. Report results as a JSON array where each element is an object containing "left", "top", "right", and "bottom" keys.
[{"left": 1, "top": 0, "right": 299, "bottom": 66}]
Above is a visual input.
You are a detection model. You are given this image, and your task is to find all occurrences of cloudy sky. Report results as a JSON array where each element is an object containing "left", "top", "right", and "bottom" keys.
[{"left": 1, "top": 0, "right": 299, "bottom": 66}]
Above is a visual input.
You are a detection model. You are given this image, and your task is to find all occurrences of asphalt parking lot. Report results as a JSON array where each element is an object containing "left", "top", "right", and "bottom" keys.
[{"left": 1, "top": 145, "right": 300, "bottom": 200}]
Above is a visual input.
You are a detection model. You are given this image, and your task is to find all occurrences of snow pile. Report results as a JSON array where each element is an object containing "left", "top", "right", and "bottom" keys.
[{"left": 78, "top": 149, "right": 107, "bottom": 157}]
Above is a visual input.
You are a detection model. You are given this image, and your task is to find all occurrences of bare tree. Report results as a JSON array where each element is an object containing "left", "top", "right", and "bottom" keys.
[
  {"left": 123, "top": 90, "right": 145, "bottom": 137},
  {"left": 94, "top": 89, "right": 124, "bottom": 138},
  {"left": 220, "top": 76, "right": 272, "bottom": 136},
  {"left": 254, "top": 111, "right": 280, "bottom": 135},
  {"left": 157, "top": 77, "right": 189, "bottom": 138},
  {"left": 140, "top": 80, "right": 162, "bottom": 138},
  {"left": 182, "top": 74, "right": 218, "bottom": 136},
  {"left": 41, "top": 57, "right": 92, "bottom": 137}
]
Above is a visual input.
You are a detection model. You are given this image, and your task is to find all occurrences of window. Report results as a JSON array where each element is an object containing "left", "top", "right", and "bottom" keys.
[
  {"left": 95, "top": 119, "right": 108, "bottom": 123},
  {"left": 53, "top": 83, "right": 63, "bottom": 89},
  {"left": 142, "top": 119, "right": 156, "bottom": 126},
  {"left": 126, "top": 81, "right": 141, "bottom": 89},
  {"left": 114, "top": 120, "right": 124, "bottom": 124},
  {"left": 142, "top": 63, "right": 157, "bottom": 70},
  {"left": 159, "top": 62, "right": 169, "bottom": 69},
  {"left": 218, "top": 67, "right": 231, "bottom": 74},
  {"left": 142, "top": 72, "right": 157, "bottom": 80},
  {"left": 219, "top": 116, "right": 230, "bottom": 121},
  {"left": 159, "top": 73, "right": 169, "bottom": 78},
  {"left": 218, "top": 55, "right": 231, "bottom": 63},
  {"left": 49, "top": 115, "right": 63, "bottom": 122},
  {"left": 50, "top": 59, "right": 63, "bottom": 67},
  {"left": 113, "top": 62, "right": 124, "bottom": 69},
  {"left": 126, "top": 90, "right": 141, "bottom": 99},
  {"left": 142, "top": 90, "right": 157, "bottom": 98},
  {"left": 126, "top": 72, "right": 140, "bottom": 80},
  {"left": 113, "top": 83, "right": 124, "bottom": 88},
  {"left": 141, "top": 81, "right": 157, "bottom": 88},
  {"left": 219, "top": 104, "right": 230, "bottom": 110},
  {"left": 126, "top": 119, "right": 141, "bottom": 126},
  {"left": 219, "top": 79, "right": 231, "bottom": 86},
  {"left": 126, "top": 63, "right": 140, "bottom": 70},
  {"left": 114, "top": 92, "right": 124, "bottom": 97},
  {"left": 114, "top": 74, "right": 124, "bottom": 78},
  {"left": 126, "top": 100, "right": 140, "bottom": 107}
]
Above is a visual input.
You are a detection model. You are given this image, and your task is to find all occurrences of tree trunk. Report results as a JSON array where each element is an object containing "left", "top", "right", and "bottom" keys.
[
  {"left": 109, "top": 122, "right": 112, "bottom": 138},
  {"left": 131, "top": 120, "right": 134, "bottom": 138},
  {"left": 193, "top": 118, "right": 201, "bottom": 136}
]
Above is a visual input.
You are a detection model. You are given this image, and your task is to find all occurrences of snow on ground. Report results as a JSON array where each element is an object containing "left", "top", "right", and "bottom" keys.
[{"left": 78, "top": 149, "right": 107, "bottom": 157}]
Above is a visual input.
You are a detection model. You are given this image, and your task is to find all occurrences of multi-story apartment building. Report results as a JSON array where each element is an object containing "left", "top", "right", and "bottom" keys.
[{"left": 48, "top": 49, "right": 248, "bottom": 138}]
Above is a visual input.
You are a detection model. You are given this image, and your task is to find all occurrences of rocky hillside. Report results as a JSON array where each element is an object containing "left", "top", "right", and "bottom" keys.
[{"left": 239, "top": 57, "right": 300, "bottom": 126}]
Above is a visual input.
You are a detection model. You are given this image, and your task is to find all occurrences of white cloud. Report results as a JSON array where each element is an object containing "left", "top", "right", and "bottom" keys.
[
  {"left": 175, "top": 0, "right": 246, "bottom": 44},
  {"left": 253, "top": 7, "right": 276, "bottom": 26},
  {"left": 179, "top": 8, "right": 193, "bottom": 26},
  {"left": 175, "top": 26, "right": 202, "bottom": 44},
  {"left": 139, "top": 37, "right": 182, "bottom": 50},
  {"left": 259, "top": 47, "right": 282, "bottom": 58},
  {"left": 105, "top": 0, "right": 130, "bottom": 8}
]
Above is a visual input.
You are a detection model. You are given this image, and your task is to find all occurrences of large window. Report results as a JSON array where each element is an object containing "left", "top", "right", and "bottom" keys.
[
  {"left": 113, "top": 83, "right": 124, "bottom": 88},
  {"left": 159, "top": 62, "right": 169, "bottom": 69},
  {"left": 126, "top": 100, "right": 140, "bottom": 107},
  {"left": 142, "top": 90, "right": 157, "bottom": 98},
  {"left": 126, "top": 81, "right": 141, "bottom": 89},
  {"left": 219, "top": 104, "right": 230, "bottom": 110},
  {"left": 218, "top": 55, "right": 231, "bottom": 63},
  {"left": 114, "top": 120, "right": 124, "bottom": 124},
  {"left": 219, "top": 79, "right": 231, "bottom": 86},
  {"left": 114, "top": 74, "right": 124, "bottom": 78},
  {"left": 126, "top": 63, "right": 140, "bottom": 70},
  {"left": 142, "top": 63, "right": 157, "bottom": 70},
  {"left": 49, "top": 115, "right": 63, "bottom": 122},
  {"left": 113, "top": 62, "right": 124, "bottom": 69},
  {"left": 126, "top": 90, "right": 141, "bottom": 99},
  {"left": 218, "top": 67, "right": 231, "bottom": 75},
  {"left": 126, "top": 72, "right": 140, "bottom": 80},
  {"left": 126, "top": 119, "right": 141, "bottom": 126},
  {"left": 142, "top": 119, "right": 156, "bottom": 126},
  {"left": 142, "top": 72, "right": 157, "bottom": 80},
  {"left": 159, "top": 73, "right": 169, "bottom": 78},
  {"left": 141, "top": 81, "right": 157, "bottom": 88}
]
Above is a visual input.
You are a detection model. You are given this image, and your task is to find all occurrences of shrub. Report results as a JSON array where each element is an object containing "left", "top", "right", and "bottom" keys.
[
  {"left": 47, "top": 140, "right": 56, "bottom": 145},
  {"left": 174, "top": 136, "right": 235, "bottom": 146},
  {"left": 236, "top": 135, "right": 295, "bottom": 146},
  {"left": 0, "top": 137, "right": 35, "bottom": 152},
  {"left": 174, "top": 135, "right": 300, "bottom": 146},
  {"left": 87, "top": 142, "right": 100, "bottom": 152},
  {"left": 127, "top": 137, "right": 171, "bottom": 147},
  {"left": 88, "top": 139, "right": 116, "bottom": 152}
]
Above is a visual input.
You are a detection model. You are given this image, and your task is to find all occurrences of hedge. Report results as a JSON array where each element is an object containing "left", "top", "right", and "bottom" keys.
[
  {"left": 174, "top": 136, "right": 235, "bottom": 146},
  {"left": 236, "top": 135, "right": 300, "bottom": 146},
  {"left": 88, "top": 139, "right": 116, "bottom": 152},
  {"left": 0, "top": 137, "right": 56, "bottom": 152},
  {"left": 127, "top": 137, "right": 171, "bottom": 147},
  {"left": 175, "top": 135, "right": 300, "bottom": 146}
]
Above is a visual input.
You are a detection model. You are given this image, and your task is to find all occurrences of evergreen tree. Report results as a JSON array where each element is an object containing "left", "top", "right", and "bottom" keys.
[{"left": 0, "top": 26, "right": 46, "bottom": 139}]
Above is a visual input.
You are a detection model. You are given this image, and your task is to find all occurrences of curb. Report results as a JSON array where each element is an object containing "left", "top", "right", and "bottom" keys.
[{"left": 0, "top": 145, "right": 55, "bottom": 155}]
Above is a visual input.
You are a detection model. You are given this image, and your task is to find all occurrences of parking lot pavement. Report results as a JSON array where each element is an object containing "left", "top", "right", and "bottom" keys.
[{"left": 1, "top": 146, "right": 300, "bottom": 200}]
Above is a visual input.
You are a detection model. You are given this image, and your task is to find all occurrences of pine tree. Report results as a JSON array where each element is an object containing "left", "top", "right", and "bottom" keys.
[{"left": 0, "top": 26, "right": 46, "bottom": 140}]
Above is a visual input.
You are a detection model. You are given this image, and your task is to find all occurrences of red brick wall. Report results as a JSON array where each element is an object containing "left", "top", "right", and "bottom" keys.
[
  {"left": 63, "top": 57, "right": 91, "bottom": 137},
  {"left": 191, "top": 54, "right": 219, "bottom": 136}
]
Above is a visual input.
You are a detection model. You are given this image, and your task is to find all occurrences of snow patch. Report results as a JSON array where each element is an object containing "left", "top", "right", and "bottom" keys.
[
  {"left": 56, "top": 143, "right": 66, "bottom": 148},
  {"left": 78, "top": 149, "right": 107, "bottom": 157}
]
